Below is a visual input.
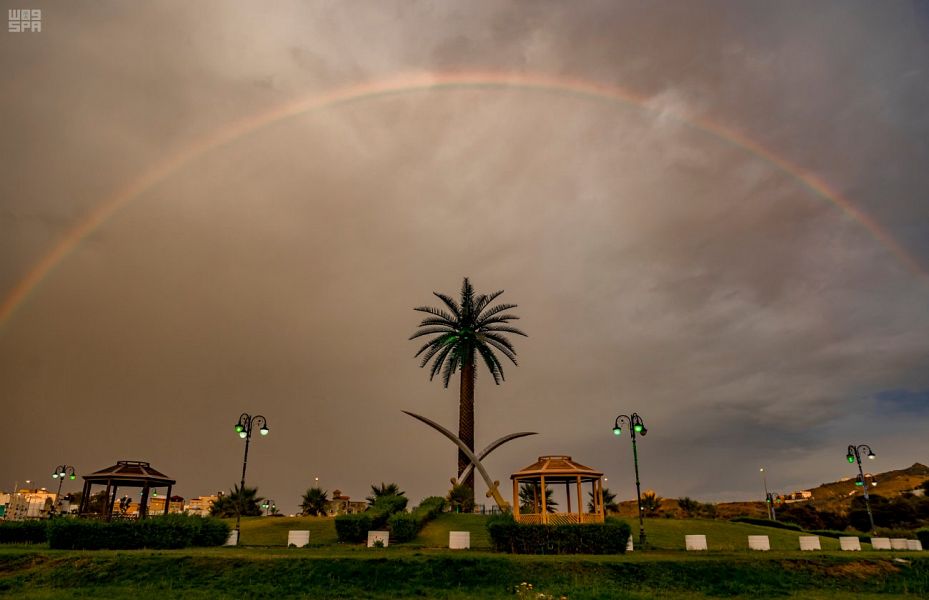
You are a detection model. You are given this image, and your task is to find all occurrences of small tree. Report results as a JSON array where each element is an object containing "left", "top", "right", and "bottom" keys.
[
  {"left": 447, "top": 483, "right": 475, "bottom": 513},
  {"left": 588, "top": 488, "right": 619, "bottom": 513},
  {"left": 210, "top": 484, "right": 263, "bottom": 518},
  {"left": 300, "top": 487, "right": 329, "bottom": 516},
  {"left": 640, "top": 490, "right": 663, "bottom": 516},
  {"left": 677, "top": 497, "right": 700, "bottom": 517}
]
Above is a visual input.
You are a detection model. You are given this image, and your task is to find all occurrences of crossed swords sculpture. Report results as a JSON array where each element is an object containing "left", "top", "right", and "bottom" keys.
[{"left": 403, "top": 410, "right": 537, "bottom": 510}]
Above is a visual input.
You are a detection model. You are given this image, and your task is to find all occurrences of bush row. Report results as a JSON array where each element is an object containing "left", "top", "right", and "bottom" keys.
[
  {"left": 388, "top": 496, "right": 447, "bottom": 543},
  {"left": 334, "top": 495, "right": 409, "bottom": 543},
  {"left": 0, "top": 520, "right": 48, "bottom": 544},
  {"left": 487, "top": 514, "right": 631, "bottom": 554},
  {"left": 730, "top": 517, "right": 803, "bottom": 531},
  {"left": 47, "top": 515, "right": 229, "bottom": 549},
  {"left": 915, "top": 528, "right": 928, "bottom": 548}
]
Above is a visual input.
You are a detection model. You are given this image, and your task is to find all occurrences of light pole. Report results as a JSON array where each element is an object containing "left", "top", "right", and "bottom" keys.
[
  {"left": 51, "top": 465, "right": 76, "bottom": 515},
  {"left": 765, "top": 492, "right": 782, "bottom": 521},
  {"left": 234, "top": 413, "right": 269, "bottom": 537},
  {"left": 613, "top": 412, "right": 648, "bottom": 548},
  {"left": 847, "top": 444, "right": 876, "bottom": 532},
  {"left": 260, "top": 499, "right": 276, "bottom": 516},
  {"left": 760, "top": 468, "right": 772, "bottom": 520}
]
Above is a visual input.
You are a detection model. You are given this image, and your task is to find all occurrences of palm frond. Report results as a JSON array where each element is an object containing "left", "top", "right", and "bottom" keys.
[
  {"left": 432, "top": 292, "right": 461, "bottom": 318},
  {"left": 414, "top": 306, "right": 458, "bottom": 324},
  {"left": 478, "top": 314, "right": 520, "bottom": 327},
  {"left": 476, "top": 344, "right": 503, "bottom": 384},
  {"left": 481, "top": 325, "right": 528, "bottom": 337},
  {"left": 441, "top": 348, "right": 462, "bottom": 388},
  {"left": 477, "top": 303, "right": 517, "bottom": 321},
  {"left": 481, "top": 336, "right": 519, "bottom": 366},
  {"left": 474, "top": 290, "right": 504, "bottom": 315},
  {"left": 409, "top": 325, "right": 455, "bottom": 340},
  {"left": 416, "top": 337, "right": 448, "bottom": 365},
  {"left": 428, "top": 343, "right": 455, "bottom": 381}
]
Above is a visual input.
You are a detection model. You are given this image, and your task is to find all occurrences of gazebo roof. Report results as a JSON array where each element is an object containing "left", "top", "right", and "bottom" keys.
[
  {"left": 511, "top": 455, "right": 603, "bottom": 480},
  {"left": 82, "top": 460, "right": 176, "bottom": 485}
]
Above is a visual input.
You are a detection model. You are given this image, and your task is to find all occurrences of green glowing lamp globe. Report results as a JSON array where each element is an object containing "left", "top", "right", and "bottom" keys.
[
  {"left": 235, "top": 424, "right": 244, "bottom": 433},
  {"left": 612, "top": 427, "right": 622, "bottom": 436},
  {"left": 634, "top": 423, "right": 643, "bottom": 433},
  {"left": 69, "top": 474, "right": 76, "bottom": 480},
  {"left": 847, "top": 455, "right": 855, "bottom": 463}
]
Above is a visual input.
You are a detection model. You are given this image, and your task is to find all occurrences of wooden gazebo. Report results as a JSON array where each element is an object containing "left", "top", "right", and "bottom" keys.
[
  {"left": 511, "top": 455, "right": 604, "bottom": 525},
  {"left": 78, "top": 460, "right": 175, "bottom": 520}
]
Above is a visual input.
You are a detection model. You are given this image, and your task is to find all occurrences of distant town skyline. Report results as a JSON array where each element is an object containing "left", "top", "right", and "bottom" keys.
[{"left": 2, "top": 1, "right": 928, "bottom": 514}]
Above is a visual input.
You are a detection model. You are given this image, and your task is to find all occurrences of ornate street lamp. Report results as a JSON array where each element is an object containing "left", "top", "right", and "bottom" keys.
[
  {"left": 51, "top": 465, "right": 76, "bottom": 515},
  {"left": 846, "top": 444, "right": 876, "bottom": 531},
  {"left": 233, "top": 413, "right": 269, "bottom": 537},
  {"left": 613, "top": 412, "right": 648, "bottom": 547},
  {"left": 765, "top": 491, "right": 783, "bottom": 521},
  {"left": 260, "top": 499, "right": 276, "bottom": 516}
]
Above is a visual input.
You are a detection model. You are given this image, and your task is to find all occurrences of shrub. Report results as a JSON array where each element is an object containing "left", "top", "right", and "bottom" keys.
[
  {"left": 335, "top": 513, "right": 376, "bottom": 543},
  {"left": 916, "top": 528, "right": 929, "bottom": 548},
  {"left": 46, "top": 515, "right": 228, "bottom": 550},
  {"left": 388, "top": 496, "right": 447, "bottom": 543},
  {"left": 371, "top": 495, "right": 408, "bottom": 514},
  {"left": 0, "top": 520, "right": 48, "bottom": 544},
  {"left": 730, "top": 517, "right": 803, "bottom": 531},
  {"left": 487, "top": 514, "right": 631, "bottom": 554}
]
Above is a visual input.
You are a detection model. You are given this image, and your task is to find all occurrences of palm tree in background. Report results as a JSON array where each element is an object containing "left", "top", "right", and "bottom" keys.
[
  {"left": 210, "top": 484, "right": 263, "bottom": 518},
  {"left": 519, "top": 482, "right": 558, "bottom": 513},
  {"left": 588, "top": 487, "right": 619, "bottom": 513},
  {"left": 410, "top": 277, "right": 526, "bottom": 503},
  {"left": 300, "top": 487, "right": 329, "bottom": 516},
  {"left": 366, "top": 482, "right": 405, "bottom": 506}
]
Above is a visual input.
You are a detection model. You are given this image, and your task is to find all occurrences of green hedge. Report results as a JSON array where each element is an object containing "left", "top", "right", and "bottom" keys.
[
  {"left": 916, "top": 529, "right": 929, "bottom": 548},
  {"left": 487, "top": 514, "right": 631, "bottom": 554},
  {"left": 0, "top": 520, "right": 48, "bottom": 544},
  {"left": 46, "top": 515, "right": 229, "bottom": 550},
  {"left": 730, "top": 517, "right": 803, "bottom": 531},
  {"left": 335, "top": 495, "right": 411, "bottom": 543},
  {"left": 388, "top": 496, "right": 446, "bottom": 543}
]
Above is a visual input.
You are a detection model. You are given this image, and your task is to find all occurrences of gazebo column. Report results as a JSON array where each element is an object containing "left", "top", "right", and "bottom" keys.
[
  {"left": 565, "top": 481, "right": 571, "bottom": 514},
  {"left": 597, "top": 478, "right": 604, "bottom": 519},
  {"left": 164, "top": 485, "right": 173, "bottom": 515},
  {"left": 78, "top": 479, "right": 91, "bottom": 516},
  {"left": 576, "top": 476, "right": 583, "bottom": 523},
  {"left": 140, "top": 483, "right": 150, "bottom": 519},
  {"left": 107, "top": 484, "right": 120, "bottom": 519},
  {"left": 512, "top": 479, "right": 519, "bottom": 521},
  {"left": 103, "top": 479, "right": 113, "bottom": 521},
  {"left": 540, "top": 476, "right": 547, "bottom": 524}
]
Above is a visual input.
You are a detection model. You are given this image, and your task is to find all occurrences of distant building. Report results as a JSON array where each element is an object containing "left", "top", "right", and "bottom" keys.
[
  {"left": 326, "top": 490, "right": 367, "bottom": 516},
  {"left": 146, "top": 495, "right": 185, "bottom": 514},
  {"left": 783, "top": 490, "right": 814, "bottom": 504},
  {"left": 2, "top": 488, "right": 56, "bottom": 520},
  {"left": 185, "top": 495, "right": 219, "bottom": 517}
]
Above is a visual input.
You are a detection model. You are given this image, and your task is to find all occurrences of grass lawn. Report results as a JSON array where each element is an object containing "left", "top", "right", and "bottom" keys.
[{"left": 2, "top": 515, "right": 925, "bottom": 598}]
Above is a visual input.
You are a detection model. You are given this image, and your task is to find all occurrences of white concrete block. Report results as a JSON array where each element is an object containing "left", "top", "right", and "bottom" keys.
[
  {"left": 906, "top": 539, "right": 923, "bottom": 551},
  {"left": 871, "top": 537, "right": 891, "bottom": 550},
  {"left": 839, "top": 536, "right": 861, "bottom": 551},
  {"left": 748, "top": 535, "right": 770, "bottom": 551},
  {"left": 288, "top": 530, "right": 310, "bottom": 547},
  {"left": 224, "top": 530, "right": 238, "bottom": 546},
  {"left": 449, "top": 531, "right": 470, "bottom": 550},
  {"left": 799, "top": 536, "right": 821, "bottom": 551},
  {"left": 626, "top": 537, "right": 633, "bottom": 552},
  {"left": 891, "top": 538, "right": 909, "bottom": 550},
  {"left": 685, "top": 534, "right": 707, "bottom": 551},
  {"left": 367, "top": 530, "right": 389, "bottom": 548}
]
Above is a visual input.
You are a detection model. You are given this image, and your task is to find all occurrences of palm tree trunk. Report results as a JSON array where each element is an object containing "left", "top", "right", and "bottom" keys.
[{"left": 458, "top": 361, "right": 475, "bottom": 504}]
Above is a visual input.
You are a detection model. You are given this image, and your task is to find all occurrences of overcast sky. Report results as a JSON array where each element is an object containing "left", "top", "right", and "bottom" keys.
[{"left": 1, "top": 1, "right": 927, "bottom": 514}]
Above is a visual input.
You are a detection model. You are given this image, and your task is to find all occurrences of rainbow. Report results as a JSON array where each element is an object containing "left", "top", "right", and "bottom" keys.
[{"left": 1, "top": 71, "right": 925, "bottom": 329}]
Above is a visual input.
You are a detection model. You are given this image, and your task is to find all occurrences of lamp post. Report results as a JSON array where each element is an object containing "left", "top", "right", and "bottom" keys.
[
  {"left": 51, "top": 465, "right": 76, "bottom": 515},
  {"left": 612, "top": 412, "right": 648, "bottom": 547},
  {"left": 760, "top": 468, "right": 772, "bottom": 520},
  {"left": 260, "top": 499, "right": 276, "bottom": 516},
  {"left": 234, "top": 413, "right": 269, "bottom": 536},
  {"left": 765, "top": 492, "right": 783, "bottom": 521},
  {"left": 846, "top": 444, "right": 876, "bottom": 532}
]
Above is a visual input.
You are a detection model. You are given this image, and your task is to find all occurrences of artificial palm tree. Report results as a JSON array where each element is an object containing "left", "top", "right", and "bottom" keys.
[
  {"left": 519, "top": 482, "right": 557, "bottom": 513},
  {"left": 210, "top": 484, "right": 263, "bottom": 518},
  {"left": 410, "top": 277, "right": 526, "bottom": 502},
  {"left": 300, "top": 487, "right": 329, "bottom": 516}
]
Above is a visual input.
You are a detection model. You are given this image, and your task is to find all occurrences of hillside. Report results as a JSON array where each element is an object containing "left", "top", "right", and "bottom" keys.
[{"left": 612, "top": 463, "right": 929, "bottom": 518}]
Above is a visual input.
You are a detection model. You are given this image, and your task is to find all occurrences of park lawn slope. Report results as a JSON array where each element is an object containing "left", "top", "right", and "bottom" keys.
[{"left": 0, "top": 548, "right": 926, "bottom": 599}]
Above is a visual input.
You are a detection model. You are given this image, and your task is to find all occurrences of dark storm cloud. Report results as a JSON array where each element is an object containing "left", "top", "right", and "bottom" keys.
[{"left": 1, "top": 1, "right": 927, "bottom": 512}]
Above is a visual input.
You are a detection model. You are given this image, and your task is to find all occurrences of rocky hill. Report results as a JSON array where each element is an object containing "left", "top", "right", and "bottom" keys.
[{"left": 800, "top": 462, "right": 928, "bottom": 512}]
